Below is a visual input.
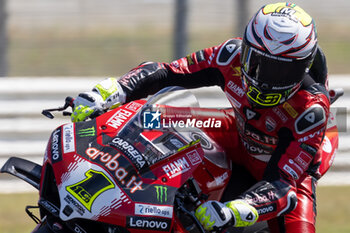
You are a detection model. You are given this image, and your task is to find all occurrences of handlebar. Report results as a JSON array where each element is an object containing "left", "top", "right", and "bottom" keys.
[
  {"left": 42, "top": 96, "right": 106, "bottom": 120},
  {"left": 41, "top": 96, "right": 75, "bottom": 119},
  {"left": 42, "top": 88, "right": 344, "bottom": 120},
  {"left": 329, "top": 88, "right": 344, "bottom": 104}
]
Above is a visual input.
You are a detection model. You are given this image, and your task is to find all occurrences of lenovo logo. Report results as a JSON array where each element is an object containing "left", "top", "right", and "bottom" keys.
[{"left": 127, "top": 216, "right": 171, "bottom": 231}]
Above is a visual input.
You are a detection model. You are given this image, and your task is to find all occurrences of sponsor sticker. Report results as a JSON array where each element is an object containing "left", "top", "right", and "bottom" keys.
[
  {"left": 288, "top": 159, "right": 303, "bottom": 174},
  {"left": 155, "top": 186, "right": 168, "bottom": 203},
  {"left": 64, "top": 194, "right": 85, "bottom": 216},
  {"left": 51, "top": 129, "right": 62, "bottom": 163},
  {"left": 215, "top": 172, "right": 229, "bottom": 186},
  {"left": 77, "top": 126, "right": 95, "bottom": 137},
  {"left": 265, "top": 117, "right": 277, "bottom": 132},
  {"left": 170, "top": 60, "right": 180, "bottom": 69},
  {"left": 262, "top": 3, "right": 313, "bottom": 26},
  {"left": 186, "top": 54, "right": 194, "bottom": 65},
  {"left": 186, "top": 150, "right": 202, "bottom": 166},
  {"left": 109, "top": 137, "right": 147, "bottom": 170},
  {"left": 63, "top": 124, "right": 75, "bottom": 153},
  {"left": 231, "top": 66, "right": 241, "bottom": 77},
  {"left": 272, "top": 107, "right": 288, "bottom": 123},
  {"left": 162, "top": 157, "right": 191, "bottom": 179},
  {"left": 85, "top": 147, "right": 143, "bottom": 193},
  {"left": 39, "top": 199, "right": 60, "bottom": 216},
  {"left": 127, "top": 216, "right": 171, "bottom": 231},
  {"left": 225, "top": 91, "right": 242, "bottom": 108},
  {"left": 283, "top": 164, "right": 299, "bottom": 180},
  {"left": 66, "top": 169, "right": 115, "bottom": 211},
  {"left": 256, "top": 203, "right": 277, "bottom": 215},
  {"left": 297, "top": 127, "right": 325, "bottom": 142},
  {"left": 283, "top": 102, "right": 298, "bottom": 118},
  {"left": 195, "top": 50, "right": 206, "bottom": 63},
  {"left": 134, "top": 203, "right": 173, "bottom": 219},
  {"left": 300, "top": 143, "right": 317, "bottom": 156},
  {"left": 125, "top": 101, "right": 143, "bottom": 112},
  {"left": 295, "top": 151, "right": 313, "bottom": 170},
  {"left": 106, "top": 109, "right": 133, "bottom": 130},
  {"left": 227, "top": 80, "right": 244, "bottom": 97}
]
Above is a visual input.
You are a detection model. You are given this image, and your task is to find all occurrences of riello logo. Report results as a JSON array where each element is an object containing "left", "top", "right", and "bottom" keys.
[{"left": 143, "top": 110, "right": 222, "bottom": 129}]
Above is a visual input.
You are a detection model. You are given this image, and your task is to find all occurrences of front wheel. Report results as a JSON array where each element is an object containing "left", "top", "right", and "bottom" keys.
[
  {"left": 31, "top": 219, "right": 68, "bottom": 233},
  {"left": 31, "top": 220, "right": 58, "bottom": 233}
]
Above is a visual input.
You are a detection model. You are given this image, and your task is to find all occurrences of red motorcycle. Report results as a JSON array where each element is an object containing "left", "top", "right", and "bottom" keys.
[{"left": 1, "top": 87, "right": 342, "bottom": 233}]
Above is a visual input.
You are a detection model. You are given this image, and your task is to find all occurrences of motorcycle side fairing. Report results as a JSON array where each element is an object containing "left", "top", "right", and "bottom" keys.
[
  {"left": 3, "top": 87, "right": 341, "bottom": 233},
  {"left": 39, "top": 99, "right": 231, "bottom": 232}
]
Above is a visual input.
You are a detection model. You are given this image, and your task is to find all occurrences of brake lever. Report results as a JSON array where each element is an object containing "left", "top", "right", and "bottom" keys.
[
  {"left": 42, "top": 96, "right": 75, "bottom": 119},
  {"left": 62, "top": 111, "right": 72, "bottom": 116}
]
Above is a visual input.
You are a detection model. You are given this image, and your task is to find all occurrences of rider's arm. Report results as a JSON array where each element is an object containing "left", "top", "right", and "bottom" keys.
[
  {"left": 118, "top": 60, "right": 224, "bottom": 102},
  {"left": 117, "top": 38, "right": 243, "bottom": 102},
  {"left": 71, "top": 38, "right": 240, "bottom": 122},
  {"left": 238, "top": 90, "right": 330, "bottom": 222}
]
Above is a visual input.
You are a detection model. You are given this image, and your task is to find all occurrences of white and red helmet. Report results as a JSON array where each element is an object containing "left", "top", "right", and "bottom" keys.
[{"left": 241, "top": 2, "right": 318, "bottom": 107}]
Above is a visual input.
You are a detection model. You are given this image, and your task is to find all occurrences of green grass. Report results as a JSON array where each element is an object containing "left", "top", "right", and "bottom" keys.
[
  {"left": 316, "top": 186, "right": 350, "bottom": 233},
  {"left": 0, "top": 193, "right": 39, "bottom": 233},
  {"left": 0, "top": 186, "right": 349, "bottom": 233}
]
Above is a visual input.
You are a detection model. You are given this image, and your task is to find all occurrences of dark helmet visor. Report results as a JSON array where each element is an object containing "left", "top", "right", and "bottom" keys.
[{"left": 241, "top": 43, "right": 311, "bottom": 92}]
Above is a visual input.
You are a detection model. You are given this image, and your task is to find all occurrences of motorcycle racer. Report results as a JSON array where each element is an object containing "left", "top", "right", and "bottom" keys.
[{"left": 71, "top": 3, "right": 330, "bottom": 233}]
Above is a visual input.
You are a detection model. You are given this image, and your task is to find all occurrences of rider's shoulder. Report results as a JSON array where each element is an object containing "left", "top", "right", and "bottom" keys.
[
  {"left": 302, "top": 83, "right": 330, "bottom": 101},
  {"left": 215, "top": 38, "right": 242, "bottom": 66},
  {"left": 283, "top": 89, "right": 329, "bottom": 136},
  {"left": 289, "top": 86, "right": 330, "bottom": 113}
]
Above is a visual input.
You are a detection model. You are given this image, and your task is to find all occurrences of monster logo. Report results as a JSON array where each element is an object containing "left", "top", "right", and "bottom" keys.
[
  {"left": 155, "top": 186, "right": 168, "bottom": 203},
  {"left": 77, "top": 126, "right": 96, "bottom": 137}
]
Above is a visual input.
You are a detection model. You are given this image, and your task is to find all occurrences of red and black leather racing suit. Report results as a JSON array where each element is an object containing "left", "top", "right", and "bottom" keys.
[{"left": 117, "top": 38, "right": 331, "bottom": 233}]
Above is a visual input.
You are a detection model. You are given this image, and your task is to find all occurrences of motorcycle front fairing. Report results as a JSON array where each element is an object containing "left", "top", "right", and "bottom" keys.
[
  {"left": 1, "top": 86, "right": 344, "bottom": 233},
  {"left": 1, "top": 87, "right": 231, "bottom": 233},
  {"left": 38, "top": 88, "right": 214, "bottom": 232}
]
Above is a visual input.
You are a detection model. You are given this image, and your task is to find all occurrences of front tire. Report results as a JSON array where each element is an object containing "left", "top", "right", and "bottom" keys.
[{"left": 31, "top": 220, "right": 55, "bottom": 233}]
